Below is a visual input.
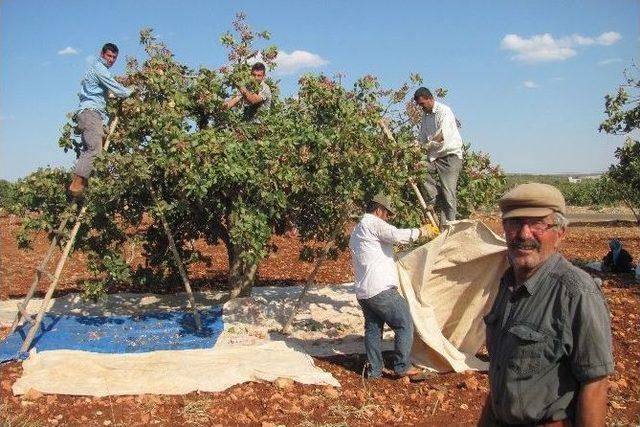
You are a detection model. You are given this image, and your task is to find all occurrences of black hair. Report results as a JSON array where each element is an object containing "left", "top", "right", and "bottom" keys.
[
  {"left": 251, "top": 62, "right": 266, "bottom": 73},
  {"left": 413, "top": 87, "right": 433, "bottom": 101},
  {"left": 366, "top": 201, "right": 384, "bottom": 214},
  {"left": 101, "top": 43, "right": 119, "bottom": 55}
]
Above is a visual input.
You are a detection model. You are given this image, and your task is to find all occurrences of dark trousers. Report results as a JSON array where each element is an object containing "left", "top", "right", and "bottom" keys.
[{"left": 422, "top": 154, "right": 463, "bottom": 224}]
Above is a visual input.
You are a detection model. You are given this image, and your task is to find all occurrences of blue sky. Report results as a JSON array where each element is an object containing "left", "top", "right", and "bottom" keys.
[{"left": 1, "top": 0, "right": 638, "bottom": 180}]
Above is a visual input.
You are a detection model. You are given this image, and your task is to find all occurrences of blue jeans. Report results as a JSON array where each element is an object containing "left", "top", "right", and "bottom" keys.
[{"left": 357, "top": 288, "right": 414, "bottom": 377}]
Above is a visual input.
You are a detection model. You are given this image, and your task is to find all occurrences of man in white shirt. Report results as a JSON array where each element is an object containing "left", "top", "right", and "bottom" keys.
[
  {"left": 349, "top": 193, "right": 433, "bottom": 380},
  {"left": 414, "top": 87, "right": 464, "bottom": 224}
]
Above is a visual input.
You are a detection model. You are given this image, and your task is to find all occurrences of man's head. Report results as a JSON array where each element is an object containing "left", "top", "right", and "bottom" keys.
[
  {"left": 499, "top": 183, "right": 568, "bottom": 281},
  {"left": 414, "top": 87, "right": 435, "bottom": 113},
  {"left": 100, "top": 43, "right": 119, "bottom": 68},
  {"left": 251, "top": 62, "right": 266, "bottom": 83},
  {"left": 366, "top": 193, "right": 395, "bottom": 222}
]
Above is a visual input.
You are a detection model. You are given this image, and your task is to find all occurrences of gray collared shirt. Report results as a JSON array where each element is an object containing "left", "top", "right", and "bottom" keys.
[{"left": 484, "top": 253, "right": 614, "bottom": 424}]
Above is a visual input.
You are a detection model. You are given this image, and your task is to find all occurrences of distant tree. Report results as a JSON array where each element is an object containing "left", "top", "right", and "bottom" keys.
[{"left": 599, "top": 66, "right": 640, "bottom": 223}]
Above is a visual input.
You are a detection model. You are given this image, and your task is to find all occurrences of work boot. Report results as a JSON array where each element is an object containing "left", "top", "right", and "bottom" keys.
[{"left": 68, "top": 174, "right": 86, "bottom": 198}]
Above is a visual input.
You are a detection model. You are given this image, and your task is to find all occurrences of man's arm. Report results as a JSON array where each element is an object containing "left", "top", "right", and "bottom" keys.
[
  {"left": 96, "top": 66, "right": 132, "bottom": 98},
  {"left": 477, "top": 394, "right": 498, "bottom": 427},
  {"left": 432, "top": 107, "right": 457, "bottom": 143},
  {"left": 374, "top": 219, "right": 420, "bottom": 245},
  {"left": 223, "top": 94, "right": 243, "bottom": 109},
  {"left": 238, "top": 86, "right": 265, "bottom": 105},
  {"left": 575, "top": 376, "right": 608, "bottom": 427}
]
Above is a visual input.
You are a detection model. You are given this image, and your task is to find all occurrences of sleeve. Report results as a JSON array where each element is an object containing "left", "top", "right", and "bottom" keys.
[
  {"left": 373, "top": 219, "right": 419, "bottom": 245},
  {"left": 565, "top": 287, "right": 615, "bottom": 382},
  {"left": 258, "top": 83, "right": 271, "bottom": 102},
  {"left": 96, "top": 65, "right": 132, "bottom": 98},
  {"left": 436, "top": 106, "right": 458, "bottom": 144}
]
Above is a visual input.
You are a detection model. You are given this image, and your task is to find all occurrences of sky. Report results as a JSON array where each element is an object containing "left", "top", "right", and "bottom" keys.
[{"left": 1, "top": 0, "right": 638, "bottom": 180}]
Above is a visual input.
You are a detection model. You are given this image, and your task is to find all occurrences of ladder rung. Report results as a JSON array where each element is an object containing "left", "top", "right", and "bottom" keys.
[
  {"left": 16, "top": 303, "right": 35, "bottom": 325},
  {"left": 36, "top": 268, "right": 56, "bottom": 282}
]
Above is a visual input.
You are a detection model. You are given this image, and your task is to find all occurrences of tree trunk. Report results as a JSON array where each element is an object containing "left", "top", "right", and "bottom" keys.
[{"left": 227, "top": 243, "right": 259, "bottom": 299}]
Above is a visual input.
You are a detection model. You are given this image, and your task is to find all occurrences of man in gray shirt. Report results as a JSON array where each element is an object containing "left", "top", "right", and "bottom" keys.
[
  {"left": 224, "top": 62, "right": 271, "bottom": 122},
  {"left": 479, "top": 183, "right": 614, "bottom": 426}
]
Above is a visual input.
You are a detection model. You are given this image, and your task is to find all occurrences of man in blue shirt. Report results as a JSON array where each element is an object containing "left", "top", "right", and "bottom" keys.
[{"left": 68, "top": 43, "right": 133, "bottom": 197}]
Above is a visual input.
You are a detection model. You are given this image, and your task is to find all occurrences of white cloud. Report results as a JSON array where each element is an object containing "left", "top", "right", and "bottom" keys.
[
  {"left": 597, "top": 32, "right": 622, "bottom": 46},
  {"left": 501, "top": 31, "right": 622, "bottom": 63},
  {"left": 524, "top": 81, "right": 540, "bottom": 89},
  {"left": 275, "top": 50, "right": 328, "bottom": 75},
  {"left": 58, "top": 46, "right": 79, "bottom": 55},
  {"left": 598, "top": 57, "right": 622, "bottom": 66},
  {"left": 0, "top": 115, "right": 15, "bottom": 121}
]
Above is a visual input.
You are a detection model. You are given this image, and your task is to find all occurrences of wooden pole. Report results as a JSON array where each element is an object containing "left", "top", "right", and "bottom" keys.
[
  {"left": 281, "top": 220, "right": 345, "bottom": 335},
  {"left": 18, "top": 117, "right": 119, "bottom": 353},
  {"left": 149, "top": 187, "right": 202, "bottom": 332}
]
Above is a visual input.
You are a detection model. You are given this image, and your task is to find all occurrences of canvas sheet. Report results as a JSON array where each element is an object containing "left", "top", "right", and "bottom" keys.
[
  {"left": 12, "top": 341, "right": 339, "bottom": 396},
  {"left": 397, "top": 220, "right": 509, "bottom": 372}
]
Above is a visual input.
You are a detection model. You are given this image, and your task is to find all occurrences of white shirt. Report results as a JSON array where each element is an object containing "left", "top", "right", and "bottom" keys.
[
  {"left": 349, "top": 213, "right": 420, "bottom": 299},
  {"left": 417, "top": 101, "right": 463, "bottom": 161}
]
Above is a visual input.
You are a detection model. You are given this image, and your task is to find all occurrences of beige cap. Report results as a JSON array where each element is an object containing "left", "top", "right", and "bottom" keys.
[
  {"left": 499, "top": 183, "right": 566, "bottom": 219},
  {"left": 372, "top": 193, "right": 395, "bottom": 215}
]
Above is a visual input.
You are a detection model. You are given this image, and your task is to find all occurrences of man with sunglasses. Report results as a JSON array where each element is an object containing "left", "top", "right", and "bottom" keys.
[{"left": 479, "top": 183, "right": 613, "bottom": 427}]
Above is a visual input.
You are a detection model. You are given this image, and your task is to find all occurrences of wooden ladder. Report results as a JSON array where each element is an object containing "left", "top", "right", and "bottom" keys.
[{"left": 9, "top": 116, "right": 202, "bottom": 354}]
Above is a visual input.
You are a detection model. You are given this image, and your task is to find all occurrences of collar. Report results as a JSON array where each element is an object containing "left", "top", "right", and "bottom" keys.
[{"left": 508, "top": 252, "right": 563, "bottom": 296}]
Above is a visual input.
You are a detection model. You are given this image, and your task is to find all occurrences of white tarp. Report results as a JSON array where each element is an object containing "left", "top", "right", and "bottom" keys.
[
  {"left": 12, "top": 341, "right": 339, "bottom": 396},
  {"left": 398, "top": 220, "right": 508, "bottom": 372}
]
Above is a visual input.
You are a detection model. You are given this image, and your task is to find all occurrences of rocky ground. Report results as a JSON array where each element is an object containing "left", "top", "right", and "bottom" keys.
[{"left": 1, "top": 214, "right": 638, "bottom": 426}]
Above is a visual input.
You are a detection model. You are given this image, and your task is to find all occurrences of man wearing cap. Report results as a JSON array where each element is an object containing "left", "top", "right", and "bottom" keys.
[
  {"left": 349, "top": 193, "right": 436, "bottom": 381},
  {"left": 413, "top": 87, "right": 464, "bottom": 225},
  {"left": 478, "top": 183, "right": 614, "bottom": 427}
]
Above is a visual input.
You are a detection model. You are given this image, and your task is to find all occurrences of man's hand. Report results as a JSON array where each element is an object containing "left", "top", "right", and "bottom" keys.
[{"left": 419, "top": 223, "right": 440, "bottom": 240}]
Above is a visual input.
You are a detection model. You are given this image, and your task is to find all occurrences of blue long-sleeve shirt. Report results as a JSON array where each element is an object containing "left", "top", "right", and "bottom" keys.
[{"left": 77, "top": 57, "right": 132, "bottom": 120}]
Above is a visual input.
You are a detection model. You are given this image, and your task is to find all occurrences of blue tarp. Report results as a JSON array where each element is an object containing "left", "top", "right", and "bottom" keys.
[{"left": 0, "top": 306, "right": 224, "bottom": 363}]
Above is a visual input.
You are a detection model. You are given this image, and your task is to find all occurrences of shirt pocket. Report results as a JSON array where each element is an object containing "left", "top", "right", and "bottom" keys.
[{"left": 506, "top": 324, "right": 556, "bottom": 379}]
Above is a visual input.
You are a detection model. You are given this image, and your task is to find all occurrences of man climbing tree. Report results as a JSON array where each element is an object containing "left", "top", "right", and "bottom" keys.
[{"left": 68, "top": 43, "right": 133, "bottom": 197}]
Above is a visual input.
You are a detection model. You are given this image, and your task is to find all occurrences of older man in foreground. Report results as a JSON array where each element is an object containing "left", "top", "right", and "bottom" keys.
[{"left": 479, "top": 183, "right": 614, "bottom": 426}]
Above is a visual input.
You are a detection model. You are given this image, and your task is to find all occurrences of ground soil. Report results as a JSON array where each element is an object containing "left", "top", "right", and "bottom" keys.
[{"left": 1, "top": 214, "right": 639, "bottom": 426}]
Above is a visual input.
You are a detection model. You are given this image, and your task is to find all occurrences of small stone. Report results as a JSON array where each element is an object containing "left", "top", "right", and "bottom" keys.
[
  {"left": 462, "top": 376, "right": 480, "bottom": 391},
  {"left": 96, "top": 410, "right": 103, "bottom": 416},
  {"left": 20, "top": 400, "right": 35, "bottom": 407},
  {"left": 321, "top": 386, "right": 340, "bottom": 399},
  {"left": 103, "top": 421, "right": 112, "bottom": 426},
  {"left": 24, "top": 388, "right": 44, "bottom": 400},
  {"left": 274, "top": 377, "right": 294, "bottom": 389},
  {"left": 46, "top": 395, "right": 58, "bottom": 404},
  {"left": 460, "top": 403, "right": 469, "bottom": 410},
  {"left": 55, "top": 414, "right": 63, "bottom": 420},
  {"left": 80, "top": 416, "right": 89, "bottom": 422}
]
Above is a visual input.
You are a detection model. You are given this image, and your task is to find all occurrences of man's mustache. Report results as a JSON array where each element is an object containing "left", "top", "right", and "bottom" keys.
[{"left": 509, "top": 239, "right": 541, "bottom": 251}]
